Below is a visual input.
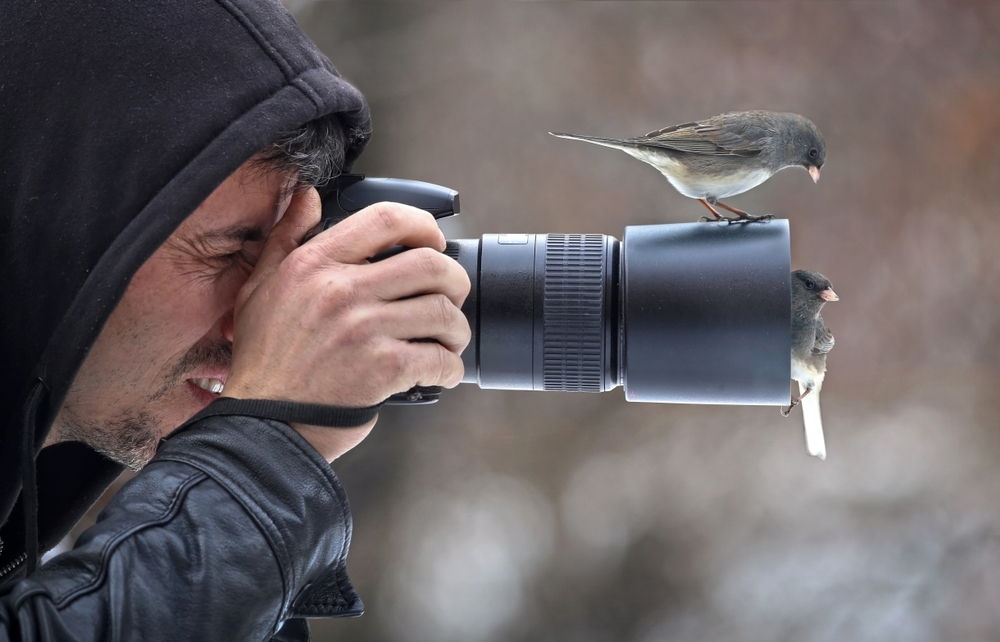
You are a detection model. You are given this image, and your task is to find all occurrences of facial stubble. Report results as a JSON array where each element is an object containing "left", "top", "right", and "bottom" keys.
[{"left": 58, "top": 340, "right": 232, "bottom": 472}]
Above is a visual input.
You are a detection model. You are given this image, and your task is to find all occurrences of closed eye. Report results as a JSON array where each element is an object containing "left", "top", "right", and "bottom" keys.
[{"left": 213, "top": 244, "right": 262, "bottom": 271}]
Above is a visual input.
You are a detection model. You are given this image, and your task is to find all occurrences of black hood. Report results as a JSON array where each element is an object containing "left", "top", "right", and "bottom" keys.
[{"left": 0, "top": 0, "right": 371, "bottom": 566}]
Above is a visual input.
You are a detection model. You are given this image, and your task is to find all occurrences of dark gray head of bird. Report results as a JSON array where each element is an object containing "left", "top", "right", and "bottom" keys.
[
  {"left": 791, "top": 269, "right": 838, "bottom": 313},
  {"left": 781, "top": 113, "right": 826, "bottom": 183}
]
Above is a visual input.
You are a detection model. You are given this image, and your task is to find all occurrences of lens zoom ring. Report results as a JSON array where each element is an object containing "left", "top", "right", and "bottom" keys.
[{"left": 543, "top": 234, "right": 605, "bottom": 391}]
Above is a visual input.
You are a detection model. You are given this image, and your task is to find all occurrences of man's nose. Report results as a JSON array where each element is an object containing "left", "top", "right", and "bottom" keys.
[{"left": 221, "top": 309, "right": 235, "bottom": 344}]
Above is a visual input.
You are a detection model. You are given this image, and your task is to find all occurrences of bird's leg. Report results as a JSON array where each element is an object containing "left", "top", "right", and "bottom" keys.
[
  {"left": 780, "top": 387, "right": 813, "bottom": 417},
  {"left": 716, "top": 200, "right": 774, "bottom": 223},
  {"left": 697, "top": 199, "right": 724, "bottom": 222}
]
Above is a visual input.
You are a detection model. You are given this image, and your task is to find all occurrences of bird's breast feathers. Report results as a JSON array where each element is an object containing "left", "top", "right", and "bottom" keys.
[
  {"left": 624, "top": 148, "right": 772, "bottom": 200},
  {"left": 791, "top": 358, "right": 825, "bottom": 391},
  {"left": 698, "top": 166, "right": 773, "bottom": 199}
]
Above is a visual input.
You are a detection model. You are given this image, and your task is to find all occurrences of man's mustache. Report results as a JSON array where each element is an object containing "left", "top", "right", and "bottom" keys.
[
  {"left": 179, "top": 340, "right": 233, "bottom": 372},
  {"left": 163, "top": 339, "right": 233, "bottom": 390}
]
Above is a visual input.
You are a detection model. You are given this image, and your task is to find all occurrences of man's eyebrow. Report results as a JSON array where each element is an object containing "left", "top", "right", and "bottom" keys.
[{"left": 195, "top": 225, "right": 266, "bottom": 246}]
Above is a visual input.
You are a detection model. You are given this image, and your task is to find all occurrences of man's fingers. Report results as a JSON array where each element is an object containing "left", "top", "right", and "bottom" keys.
[
  {"left": 387, "top": 340, "right": 467, "bottom": 390},
  {"left": 357, "top": 247, "right": 471, "bottom": 308},
  {"left": 307, "top": 202, "right": 446, "bottom": 265},
  {"left": 377, "top": 294, "right": 472, "bottom": 353},
  {"left": 410, "top": 342, "right": 466, "bottom": 389}
]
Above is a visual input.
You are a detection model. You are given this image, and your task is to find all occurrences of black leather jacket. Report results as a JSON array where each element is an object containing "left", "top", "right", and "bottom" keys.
[{"left": 1, "top": 415, "right": 362, "bottom": 641}]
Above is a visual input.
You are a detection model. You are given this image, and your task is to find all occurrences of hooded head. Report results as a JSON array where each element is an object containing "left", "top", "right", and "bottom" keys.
[{"left": 0, "top": 0, "right": 371, "bottom": 572}]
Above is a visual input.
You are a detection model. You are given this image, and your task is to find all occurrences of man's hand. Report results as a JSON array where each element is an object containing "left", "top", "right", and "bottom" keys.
[{"left": 222, "top": 188, "right": 471, "bottom": 462}]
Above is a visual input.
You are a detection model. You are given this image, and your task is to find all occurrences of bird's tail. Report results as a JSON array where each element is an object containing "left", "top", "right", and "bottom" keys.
[
  {"left": 799, "top": 381, "right": 826, "bottom": 460},
  {"left": 548, "top": 131, "right": 634, "bottom": 151}
]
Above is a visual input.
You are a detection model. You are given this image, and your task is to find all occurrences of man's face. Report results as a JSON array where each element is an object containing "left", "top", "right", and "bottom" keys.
[{"left": 49, "top": 161, "right": 296, "bottom": 470}]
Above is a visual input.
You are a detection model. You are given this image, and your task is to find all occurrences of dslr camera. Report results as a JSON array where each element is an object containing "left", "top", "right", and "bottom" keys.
[{"left": 316, "top": 175, "right": 791, "bottom": 406}]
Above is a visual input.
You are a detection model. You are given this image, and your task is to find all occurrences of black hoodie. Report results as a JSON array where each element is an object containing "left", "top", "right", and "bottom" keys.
[{"left": 1, "top": 0, "right": 371, "bottom": 636}]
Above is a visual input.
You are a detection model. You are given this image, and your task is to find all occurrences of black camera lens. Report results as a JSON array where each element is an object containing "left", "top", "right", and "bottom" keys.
[
  {"left": 445, "top": 233, "right": 618, "bottom": 393},
  {"left": 446, "top": 221, "right": 791, "bottom": 405}
]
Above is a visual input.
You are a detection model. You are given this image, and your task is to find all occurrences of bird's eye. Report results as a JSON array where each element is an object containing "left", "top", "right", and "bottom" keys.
[
  {"left": 804, "top": 279, "right": 816, "bottom": 289},
  {"left": 808, "top": 148, "right": 819, "bottom": 159}
]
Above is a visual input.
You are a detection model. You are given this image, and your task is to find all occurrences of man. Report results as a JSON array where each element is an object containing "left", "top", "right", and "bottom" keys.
[{"left": 0, "top": 0, "right": 470, "bottom": 639}]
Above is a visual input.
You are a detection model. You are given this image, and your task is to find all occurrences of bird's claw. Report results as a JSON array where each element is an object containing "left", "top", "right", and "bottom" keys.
[
  {"left": 721, "top": 213, "right": 774, "bottom": 224},
  {"left": 698, "top": 213, "right": 775, "bottom": 224},
  {"left": 780, "top": 399, "right": 800, "bottom": 417}
]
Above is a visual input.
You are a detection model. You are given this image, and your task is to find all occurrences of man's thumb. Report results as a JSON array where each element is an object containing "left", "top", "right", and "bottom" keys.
[{"left": 236, "top": 187, "right": 322, "bottom": 311}]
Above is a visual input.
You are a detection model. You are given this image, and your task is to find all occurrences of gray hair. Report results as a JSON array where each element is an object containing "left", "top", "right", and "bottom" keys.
[{"left": 253, "top": 115, "right": 366, "bottom": 190}]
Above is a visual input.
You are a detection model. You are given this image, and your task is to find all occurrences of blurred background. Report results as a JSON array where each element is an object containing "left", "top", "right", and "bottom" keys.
[{"left": 100, "top": 1, "right": 1000, "bottom": 640}]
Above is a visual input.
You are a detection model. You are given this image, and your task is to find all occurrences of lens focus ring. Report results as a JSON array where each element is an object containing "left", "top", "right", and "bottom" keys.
[{"left": 542, "top": 234, "right": 606, "bottom": 391}]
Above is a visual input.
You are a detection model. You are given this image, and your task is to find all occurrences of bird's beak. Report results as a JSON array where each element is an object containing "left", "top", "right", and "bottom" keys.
[
  {"left": 820, "top": 287, "right": 839, "bottom": 302},
  {"left": 808, "top": 165, "right": 821, "bottom": 183}
]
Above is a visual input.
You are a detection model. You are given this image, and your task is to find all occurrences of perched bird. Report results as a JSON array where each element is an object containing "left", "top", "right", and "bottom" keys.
[
  {"left": 550, "top": 111, "right": 825, "bottom": 222},
  {"left": 784, "top": 269, "right": 839, "bottom": 460}
]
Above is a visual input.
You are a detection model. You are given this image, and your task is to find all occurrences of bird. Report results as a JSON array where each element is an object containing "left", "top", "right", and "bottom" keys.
[
  {"left": 550, "top": 111, "right": 826, "bottom": 222},
  {"left": 784, "top": 269, "right": 839, "bottom": 460}
]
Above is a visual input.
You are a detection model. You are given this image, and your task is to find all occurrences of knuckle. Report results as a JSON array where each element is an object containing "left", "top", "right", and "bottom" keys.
[
  {"left": 429, "top": 348, "right": 461, "bottom": 387},
  {"left": 410, "top": 344, "right": 444, "bottom": 386},
  {"left": 434, "top": 348, "right": 453, "bottom": 382},
  {"left": 338, "top": 306, "right": 373, "bottom": 338},
  {"left": 381, "top": 347, "right": 411, "bottom": 385},
  {"left": 318, "top": 273, "right": 362, "bottom": 313},
  {"left": 283, "top": 246, "right": 318, "bottom": 279},
  {"left": 444, "top": 353, "right": 465, "bottom": 387},
  {"left": 429, "top": 293, "right": 454, "bottom": 327},
  {"left": 364, "top": 202, "right": 436, "bottom": 236},
  {"left": 367, "top": 202, "right": 402, "bottom": 234},
  {"left": 409, "top": 247, "right": 447, "bottom": 277},
  {"left": 454, "top": 264, "right": 472, "bottom": 297},
  {"left": 455, "top": 314, "right": 472, "bottom": 347}
]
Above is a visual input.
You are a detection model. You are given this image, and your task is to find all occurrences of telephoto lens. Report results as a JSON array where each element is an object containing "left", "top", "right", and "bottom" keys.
[
  {"left": 447, "top": 222, "right": 790, "bottom": 405},
  {"left": 320, "top": 176, "right": 792, "bottom": 406}
]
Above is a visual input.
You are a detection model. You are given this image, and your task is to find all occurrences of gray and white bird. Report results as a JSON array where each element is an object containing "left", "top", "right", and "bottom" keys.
[
  {"left": 550, "top": 110, "right": 826, "bottom": 222},
  {"left": 785, "top": 269, "right": 839, "bottom": 460}
]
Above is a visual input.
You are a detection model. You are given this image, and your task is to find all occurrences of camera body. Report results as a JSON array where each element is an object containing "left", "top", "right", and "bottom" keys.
[{"left": 318, "top": 175, "right": 791, "bottom": 406}]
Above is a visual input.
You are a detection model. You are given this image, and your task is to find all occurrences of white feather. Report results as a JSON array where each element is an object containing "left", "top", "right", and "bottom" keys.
[{"left": 798, "top": 380, "right": 826, "bottom": 460}]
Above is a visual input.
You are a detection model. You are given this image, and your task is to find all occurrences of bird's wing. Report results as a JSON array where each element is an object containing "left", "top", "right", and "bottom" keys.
[
  {"left": 812, "top": 315, "right": 835, "bottom": 355},
  {"left": 636, "top": 119, "right": 764, "bottom": 157}
]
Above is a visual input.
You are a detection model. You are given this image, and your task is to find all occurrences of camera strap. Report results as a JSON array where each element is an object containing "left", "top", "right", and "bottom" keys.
[{"left": 182, "top": 397, "right": 384, "bottom": 429}]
